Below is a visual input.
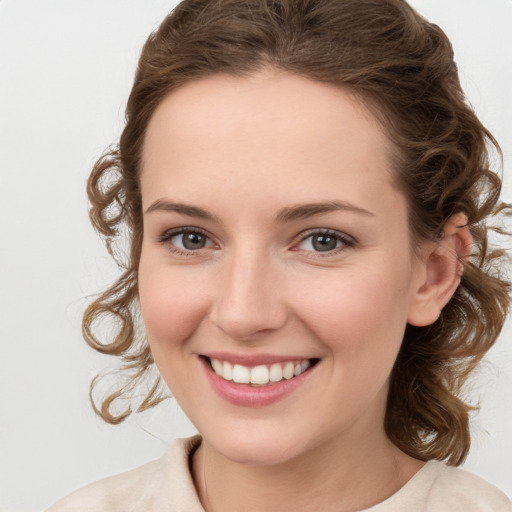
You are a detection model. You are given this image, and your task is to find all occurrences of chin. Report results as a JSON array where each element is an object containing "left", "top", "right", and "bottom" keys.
[
  {"left": 218, "top": 441, "right": 303, "bottom": 467},
  {"left": 201, "top": 421, "right": 316, "bottom": 467}
]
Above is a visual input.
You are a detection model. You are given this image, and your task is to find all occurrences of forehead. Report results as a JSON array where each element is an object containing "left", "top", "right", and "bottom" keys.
[
  {"left": 143, "top": 70, "right": 389, "bottom": 162},
  {"left": 141, "top": 70, "right": 403, "bottom": 220}
]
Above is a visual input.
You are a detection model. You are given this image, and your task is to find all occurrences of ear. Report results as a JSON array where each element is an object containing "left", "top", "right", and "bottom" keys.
[{"left": 407, "top": 213, "right": 472, "bottom": 327}]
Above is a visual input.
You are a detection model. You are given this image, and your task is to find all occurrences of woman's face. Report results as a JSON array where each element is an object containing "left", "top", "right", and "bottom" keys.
[{"left": 138, "top": 70, "right": 427, "bottom": 465}]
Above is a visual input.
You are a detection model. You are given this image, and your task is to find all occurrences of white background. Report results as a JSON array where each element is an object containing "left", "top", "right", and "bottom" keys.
[{"left": 0, "top": 1, "right": 511, "bottom": 511}]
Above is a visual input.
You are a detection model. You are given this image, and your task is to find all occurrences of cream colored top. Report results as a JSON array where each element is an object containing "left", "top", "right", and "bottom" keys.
[{"left": 46, "top": 436, "right": 512, "bottom": 512}]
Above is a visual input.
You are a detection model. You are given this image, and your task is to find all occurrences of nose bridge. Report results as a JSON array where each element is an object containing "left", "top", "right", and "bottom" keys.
[{"left": 211, "top": 242, "right": 286, "bottom": 340}]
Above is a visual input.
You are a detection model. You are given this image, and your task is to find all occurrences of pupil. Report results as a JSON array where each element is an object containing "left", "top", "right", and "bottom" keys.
[
  {"left": 183, "top": 232, "right": 206, "bottom": 250},
  {"left": 312, "top": 235, "right": 337, "bottom": 251}
]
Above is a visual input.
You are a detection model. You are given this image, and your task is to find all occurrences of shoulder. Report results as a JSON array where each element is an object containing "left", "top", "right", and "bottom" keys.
[
  {"left": 426, "top": 462, "right": 512, "bottom": 512},
  {"left": 370, "top": 461, "right": 512, "bottom": 512},
  {"left": 45, "top": 458, "right": 160, "bottom": 512},
  {"left": 45, "top": 436, "right": 203, "bottom": 512}
]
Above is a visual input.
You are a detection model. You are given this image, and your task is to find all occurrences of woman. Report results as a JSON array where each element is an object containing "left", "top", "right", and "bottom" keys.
[{"left": 47, "top": 0, "right": 512, "bottom": 510}]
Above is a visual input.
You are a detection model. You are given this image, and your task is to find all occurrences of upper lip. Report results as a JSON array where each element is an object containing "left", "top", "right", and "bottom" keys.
[{"left": 201, "top": 352, "right": 317, "bottom": 367}]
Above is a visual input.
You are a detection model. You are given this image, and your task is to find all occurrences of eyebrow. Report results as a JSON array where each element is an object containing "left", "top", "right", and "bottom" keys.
[
  {"left": 144, "top": 199, "right": 375, "bottom": 222},
  {"left": 275, "top": 201, "right": 375, "bottom": 222},
  {"left": 145, "top": 199, "right": 219, "bottom": 222}
]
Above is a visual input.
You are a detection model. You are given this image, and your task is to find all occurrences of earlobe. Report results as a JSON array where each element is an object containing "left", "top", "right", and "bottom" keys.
[{"left": 407, "top": 213, "right": 472, "bottom": 327}]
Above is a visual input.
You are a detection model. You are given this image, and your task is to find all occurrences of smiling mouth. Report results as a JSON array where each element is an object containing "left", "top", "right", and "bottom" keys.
[{"left": 205, "top": 357, "right": 319, "bottom": 386}]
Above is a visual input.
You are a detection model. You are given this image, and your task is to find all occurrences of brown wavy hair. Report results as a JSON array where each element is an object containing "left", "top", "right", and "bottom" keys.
[{"left": 83, "top": 0, "right": 510, "bottom": 465}]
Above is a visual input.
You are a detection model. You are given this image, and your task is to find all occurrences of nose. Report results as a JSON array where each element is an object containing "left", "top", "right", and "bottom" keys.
[{"left": 209, "top": 248, "right": 288, "bottom": 341}]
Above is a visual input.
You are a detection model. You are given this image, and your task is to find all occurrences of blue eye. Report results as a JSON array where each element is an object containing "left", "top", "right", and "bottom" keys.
[
  {"left": 159, "top": 228, "right": 214, "bottom": 252},
  {"left": 297, "top": 230, "right": 353, "bottom": 253},
  {"left": 173, "top": 231, "right": 208, "bottom": 250}
]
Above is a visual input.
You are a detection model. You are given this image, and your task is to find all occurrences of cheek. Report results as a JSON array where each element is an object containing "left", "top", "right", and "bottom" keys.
[
  {"left": 292, "top": 266, "right": 412, "bottom": 363},
  {"left": 138, "top": 256, "right": 211, "bottom": 348}
]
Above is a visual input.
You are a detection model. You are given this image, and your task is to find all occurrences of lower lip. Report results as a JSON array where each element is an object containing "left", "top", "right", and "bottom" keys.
[{"left": 200, "top": 357, "right": 316, "bottom": 407}]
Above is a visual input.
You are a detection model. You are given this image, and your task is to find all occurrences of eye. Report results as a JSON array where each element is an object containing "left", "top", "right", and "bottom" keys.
[
  {"left": 296, "top": 229, "right": 354, "bottom": 253},
  {"left": 158, "top": 228, "right": 215, "bottom": 253}
]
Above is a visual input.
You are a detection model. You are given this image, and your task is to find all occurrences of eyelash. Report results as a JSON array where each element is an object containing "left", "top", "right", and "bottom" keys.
[
  {"left": 157, "top": 227, "right": 215, "bottom": 257},
  {"left": 157, "top": 227, "right": 356, "bottom": 257},
  {"left": 295, "top": 229, "right": 356, "bottom": 257}
]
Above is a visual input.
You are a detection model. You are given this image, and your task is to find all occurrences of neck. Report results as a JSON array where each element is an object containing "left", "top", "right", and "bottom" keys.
[{"left": 191, "top": 426, "right": 424, "bottom": 512}]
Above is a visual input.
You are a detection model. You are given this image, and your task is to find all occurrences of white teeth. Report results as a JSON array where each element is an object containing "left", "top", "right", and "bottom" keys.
[
  {"left": 211, "top": 358, "right": 223, "bottom": 375},
  {"left": 269, "top": 363, "right": 283, "bottom": 382},
  {"left": 209, "top": 358, "right": 313, "bottom": 386},
  {"left": 233, "top": 364, "right": 250, "bottom": 384},
  {"left": 222, "top": 360, "right": 233, "bottom": 381},
  {"left": 283, "top": 362, "right": 294, "bottom": 380},
  {"left": 250, "top": 365, "right": 269, "bottom": 385}
]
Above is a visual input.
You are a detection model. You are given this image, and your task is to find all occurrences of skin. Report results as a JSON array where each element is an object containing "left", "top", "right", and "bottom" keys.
[{"left": 138, "top": 69, "right": 469, "bottom": 511}]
